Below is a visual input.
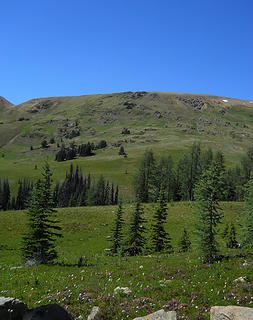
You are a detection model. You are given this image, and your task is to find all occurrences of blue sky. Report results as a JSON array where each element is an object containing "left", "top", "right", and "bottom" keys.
[{"left": 1, "top": 0, "right": 252, "bottom": 104}]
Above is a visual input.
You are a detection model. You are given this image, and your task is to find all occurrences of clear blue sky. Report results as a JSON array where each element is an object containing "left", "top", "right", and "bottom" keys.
[{"left": 1, "top": 0, "right": 252, "bottom": 104}]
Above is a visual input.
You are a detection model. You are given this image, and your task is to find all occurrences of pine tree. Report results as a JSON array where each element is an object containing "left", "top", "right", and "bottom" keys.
[
  {"left": 111, "top": 202, "right": 124, "bottom": 254},
  {"left": 225, "top": 223, "right": 238, "bottom": 249},
  {"left": 178, "top": 228, "right": 191, "bottom": 252},
  {"left": 126, "top": 201, "right": 146, "bottom": 256},
  {"left": 151, "top": 188, "right": 172, "bottom": 252},
  {"left": 193, "top": 163, "right": 224, "bottom": 263},
  {"left": 242, "top": 180, "right": 253, "bottom": 249},
  {"left": 133, "top": 149, "right": 156, "bottom": 202},
  {"left": 119, "top": 146, "right": 125, "bottom": 155},
  {"left": 114, "top": 185, "right": 119, "bottom": 205},
  {"left": 155, "top": 154, "right": 175, "bottom": 201},
  {"left": 110, "top": 183, "right": 114, "bottom": 205},
  {"left": 2, "top": 178, "right": 10, "bottom": 211},
  {"left": 22, "top": 162, "right": 62, "bottom": 264}
]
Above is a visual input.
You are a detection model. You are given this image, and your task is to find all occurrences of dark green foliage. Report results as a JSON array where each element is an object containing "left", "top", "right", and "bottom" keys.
[
  {"left": 87, "top": 175, "right": 107, "bottom": 206},
  {"left": 0, "top": 178, "right": 10, "bottom": 211},
  {"left": 242, "top": 180, "right": 253, "bottom": 249},
  {"left": 111, "top": 202, "right": 124, "bottom": 254},
  {"left": 41, "top": 140, "right": 48, "bottom": 149},
  {"left": 125, "top": 201, "right": 146, "bottom": 256},
  {"left": 114, "top": 185, "right": 119, "bottom": 205},
  {"left": 55, "top": 164, "right": 118, "bottom": 208},
  {"left": 225, "top": 223, "right": 238, "bottom": 249},
  {"left": 78, "top": 142, "right": 94, "bottom": 157},
  {"left": 119, "top": 146, "right": 126, "bottom": 155},
  {"left": 49, "top": 137, "right": 55, "bottom": 144},
  {"left": 193, "top": 163, "right": 224, "bottom": 263},
  {"left": 134, "top": 149, "right": 156, "bottom": 202},
  {"left": 55, "top": 142, "right": 96, "bottom": 161},
  {"left": 177, "top": 142, "right": 201, "bottom": 201},
  {"left": 97, "top": 140, "right": 107, "bottom": 149},
  {"left": 133, "top": 143, "right": 250, "bottom": 203},
  {"left": 241, "top": 147, "right": 253, "bottom": 182},
  {"left": 121, "top": 128, "right": 130, "bottom": 134},
  {"left": 15, "top": 178, "right": 33, "bottom": 210},
  {"left": 155, "top": 154, "right": 175, "bottom": 201},
  {"left": 151, "top": 188, "right": 172, "bottom": 252},
  {"left": 22, "top": 162, "right": 62, "bottom": 264},
  {"left": 178, "top": 228, "right": 191, "bottom": 252}
]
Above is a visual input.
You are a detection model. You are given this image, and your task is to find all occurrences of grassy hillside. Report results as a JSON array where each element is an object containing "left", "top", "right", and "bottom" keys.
[
  {"left": 0, "top": 202, "right": 252, "bottom": 319},
  {"left": 0, "top": 91, "right": 253, "bottom": 197}
]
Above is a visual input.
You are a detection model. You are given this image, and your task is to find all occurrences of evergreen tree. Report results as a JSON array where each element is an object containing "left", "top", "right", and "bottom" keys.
[
  {"left": 225, "top": 223, "right": 238, "bottom": 249},
  {"left": 241, "top": 147, "right": 253, "bottom": 182},
  {"left": 41, "top": 140, "right": 48, "bottom": 149},
  {"left": 22, "top": 162, "right": 62, "bottom": 264},
  {"left": 178, "top": 228, "right": 191, "bottom": 252},
  {"left": 111, "top": 202, "right": 124, "bottom": 254},
  {"left": 2, "top": 178, "right": 10, "bottom": 211},
  {"left": 151, "top": 188, "right": 172, "bottom": 252},
  {"left": 114, "top": 185, "right": 119, "bottom": 205},
  {"left": 110, "top": 183, "right": 114, "bottom": 205},
  {"left": 133, "top": 149, "right": 156, "bottom": 202},
  {"left": 242, "top": 180, "right": 253, "bottom": 249},
  {"left": 125, "top": 201, "right": 146, "bottom": 256},
  {"left": 155, "top": 154, "right": 175, "bottom": 201},
  {"left": 193, "top": 163, "right": 224, "bottom": 263},
  {"left": 119, "top": 146, "right": 125, "bottom": 155},
  {"left": 200, "top": 147, "right": 213, "bottom": 171}
]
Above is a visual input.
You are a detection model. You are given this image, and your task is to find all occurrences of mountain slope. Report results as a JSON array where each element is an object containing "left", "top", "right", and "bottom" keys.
[
  {"left": 0, "top": 91, "right": 253, "bottom": 198},
  {"left": 2, "top": 91, "right": 253, "bottom": 153}
]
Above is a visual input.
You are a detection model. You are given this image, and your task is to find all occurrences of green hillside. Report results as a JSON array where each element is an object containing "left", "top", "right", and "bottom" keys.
[{"left": 0, "top": 91, "right": 253, "bottom": 197}]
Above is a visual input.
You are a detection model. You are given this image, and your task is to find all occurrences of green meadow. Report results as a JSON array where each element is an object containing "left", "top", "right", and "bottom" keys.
[{"left": 0, "top": 202, "right": 252, "bottom": 319}]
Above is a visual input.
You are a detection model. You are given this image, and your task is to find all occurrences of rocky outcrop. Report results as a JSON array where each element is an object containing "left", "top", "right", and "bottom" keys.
[
  {"left": 210, "top": 306, "right": 253, "bottom": 320},
  {"left": 0, "top": 298, "right": 73, "bottom": 320},
  {"left": 133, "top": 309, "right": 176, "bottom": 320},
  {"left": 23, "top": 304, "right": 74, "bottom": 320},
  {"left": 87, "top": 306, "right": 100, "bottom": 320},
  {"left": 0, "top": 297, "right": 28, "bottom": 320}
]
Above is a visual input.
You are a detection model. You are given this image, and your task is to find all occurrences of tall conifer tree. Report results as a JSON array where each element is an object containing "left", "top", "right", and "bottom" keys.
[
  {"left": 242, "top": 180, "right": 253, "bottom": 249},
  {"left": 22, "top": 162, "right": 62, "bottom": 264},
  {"left": 193, "top": 163, "right": 224, "bottom": 262},
  {"left": 126, "top": 201, "right": 146, "bottom": 256},
  {"left": 111, "top": 202, "right": 124, "bottom": 254},
  {"left": 151, "top": 188, "right": 172, "bottom": 252}
]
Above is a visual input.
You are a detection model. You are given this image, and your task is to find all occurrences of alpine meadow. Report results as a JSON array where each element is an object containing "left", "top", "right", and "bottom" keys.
[{"left": 0, "top": 92, "right": 253, "bottom": 320}]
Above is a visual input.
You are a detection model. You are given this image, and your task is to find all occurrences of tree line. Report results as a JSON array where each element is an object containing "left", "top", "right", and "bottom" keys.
[
  {"left": 0, "top": 164, "right": 118, "bottom": 211},
  {"left": 16, "top": 159, "right": 253, "bottom": 265},
  {"left": 112, "top": 160, "right": 253, "bottom": 263},
  {"left": 133, "top": 143, "right": 253, "bottom": 203}
]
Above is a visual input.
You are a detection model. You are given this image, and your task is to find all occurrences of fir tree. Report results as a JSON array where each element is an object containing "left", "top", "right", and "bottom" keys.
[
  {"left": 151, "top": 188, "right": 172, "bottom": 252},
  {"left": 114, "top": 185, "right": 119, "bottom": 205},
  {"left": 193, "top": 163, "right": 224, "bottom": 263},
  {"left": 2, "top": 178, "right": 10, "bottom": 211},
  {"left": 119, "top": 146, "right": 125, "bottom": 155},
  {"left": 178, "top": 228, "right": 191, "bottom": 252},
  {"left": 110, "top": 183, "right": 114, "bottom": 205},
  {"left": 22, "top": 162, "right": 62, "bottom": 264},
  {"left": 125, "top": 201, "right": 146, "bottom": 256},
  {"left": 133, "top": 149, "right": 156, "bottom": 202},
  {"left": 242, "top": 180, "right": 253, "bottom": 249},
  {"left": 225, "top": 223, "right": 238, "bottom": 249},
  {"left": 111, "top": 202, "right": 124, "bottom": 254}
]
